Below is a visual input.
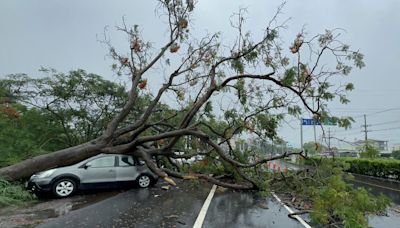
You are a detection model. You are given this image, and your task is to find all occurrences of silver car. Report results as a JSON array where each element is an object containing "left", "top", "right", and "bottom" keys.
[{"left": 26, "top": 154, "right": 158, "bottom": 198}]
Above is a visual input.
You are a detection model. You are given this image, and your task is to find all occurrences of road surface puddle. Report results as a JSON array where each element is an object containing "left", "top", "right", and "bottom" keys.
[{"left": 0, "top": 190, "right": 123, "bottom": 227}]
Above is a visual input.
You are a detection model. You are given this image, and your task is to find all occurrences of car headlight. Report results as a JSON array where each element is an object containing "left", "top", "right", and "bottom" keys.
[{"left": 36, "top": 169, "right": 57, "bottom": 178}]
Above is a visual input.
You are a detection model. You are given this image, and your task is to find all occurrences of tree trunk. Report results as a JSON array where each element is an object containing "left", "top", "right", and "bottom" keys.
[{"left": 0, "top": 142, "right": 103, "bottom": 180}]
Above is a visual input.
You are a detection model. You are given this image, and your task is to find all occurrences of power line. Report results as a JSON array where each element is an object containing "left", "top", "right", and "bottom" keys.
[
  {"left": 371, "top": 126, "right": 400, "bottom": 132},
  {"left": 333, "top": 127, "right": 363, "bottom": 134},
  {"left": 333, "top": 131, "right": 363, "bottom": 137},
  {"left": 367, "top": 107, "right": 400, "bottom": 117},
  {"left": 331, "top": 137, "right": 358, "bottom": 146},
  {"left": 370, "top": 119, "right": 400, "bottom": 127},
  {"left": 331, "top": 107, "right": 400, "bottom": 120}
]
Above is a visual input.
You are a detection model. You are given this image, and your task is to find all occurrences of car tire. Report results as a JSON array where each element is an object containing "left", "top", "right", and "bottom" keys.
[
  {"left": 52, "top": 178, "right": 77, "bottom": 198},
  {"left": 136, "top": 174, "right": 154, "bottom": 188}
]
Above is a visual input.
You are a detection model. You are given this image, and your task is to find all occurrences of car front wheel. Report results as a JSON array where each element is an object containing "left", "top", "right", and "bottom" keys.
[
  {"left": 52, "top": 179, "right": 76, "bottom": 198},
  {"left": 137, "top": 175, "right": 153, "bottom": 188}
]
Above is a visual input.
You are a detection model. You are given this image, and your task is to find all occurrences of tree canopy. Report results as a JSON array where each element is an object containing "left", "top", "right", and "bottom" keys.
[
  {"left": 393, "top": 150, "right": 400, "bottom": 160},
  {"left": 1, "top": 1, "right": 392, "bottom": 226},
  {"left": 0, "top": 0, "right": 364, "bottom": 187},
  {"left": 303, "top": 141, "right": 328, "bottom": 154}
]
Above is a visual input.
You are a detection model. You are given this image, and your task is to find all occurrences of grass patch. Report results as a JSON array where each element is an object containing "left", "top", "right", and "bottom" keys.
[{"left": 0, "top": 178, "right": 36, "bottom": 207}]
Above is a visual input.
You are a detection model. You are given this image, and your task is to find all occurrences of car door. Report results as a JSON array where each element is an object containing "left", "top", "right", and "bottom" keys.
[
  {"left": 115, "top": 155, "right": 140, "bottom": 184},
  {"left": 80, "top": 155, "right": 117, "bottom": 188}
]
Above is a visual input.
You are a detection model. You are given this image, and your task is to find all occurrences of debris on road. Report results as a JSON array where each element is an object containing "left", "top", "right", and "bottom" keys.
[
  {"left": 164, "top": 214, "right": 179, "bottom": 219},
  {"left": 161, "top": 186, "right": 170, "bottom": 190},
  {"left": 257, "top": 202, "right": 269, "bottom": 209},
  {"left": 216, "top": 186, "right": 227, "bottom": 193}
]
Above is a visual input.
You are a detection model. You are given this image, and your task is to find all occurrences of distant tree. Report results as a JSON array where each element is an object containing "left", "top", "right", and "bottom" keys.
[
  {"left": 1, "top": 70, "right": 129, "bottom": 145},
  {"left": 303, "top": 141, "right": 327, "bottom": 154},
  {"left": 360, "top": 144, "right": 380, "bottom": 158},
  {"left": 0, "top": 78, "right": 19, "bottom": 118},
  {"left": 0, "top": 79, "right": 17, "bottom": 105},
  {"left": 392, "top": 150, "right": 400, "bottom": 160},
  {"left": 0, "top": 104, "right": 68, "bottom": 167}
]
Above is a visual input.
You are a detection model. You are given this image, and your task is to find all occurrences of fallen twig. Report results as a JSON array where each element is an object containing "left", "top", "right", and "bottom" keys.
[{"left": 288, "top": 210, "right": 312, "bottom": 219}]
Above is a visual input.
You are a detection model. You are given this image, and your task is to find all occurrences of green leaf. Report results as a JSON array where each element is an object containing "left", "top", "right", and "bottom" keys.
[
  {"left": 282, "top": 67, "right": 296, "bottom": 86},
  {"left": 345, "top": 83, "right": 354, "bottom": 91}
]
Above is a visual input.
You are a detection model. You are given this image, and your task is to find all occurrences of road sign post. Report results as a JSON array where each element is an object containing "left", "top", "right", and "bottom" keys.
[
  {"left": 300, "top": 118, "right": 336, "bottom": 156},
  {"left": 300, "top": 119, "right": 303, "bottom": 154}
]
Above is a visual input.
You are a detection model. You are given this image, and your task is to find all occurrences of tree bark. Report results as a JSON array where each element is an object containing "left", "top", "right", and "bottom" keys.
[{"left": 0, "top": 141, "right": 103, "bottom": 180}]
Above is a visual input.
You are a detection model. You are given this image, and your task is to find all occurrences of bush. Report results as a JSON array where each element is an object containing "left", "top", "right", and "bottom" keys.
[
  {"left": 0, "top": 178, "right": 36, "bottom": 207},
  {"left": 312, "top": 176, "right": 390, "bottom": 228},
  {"left": 359, "top": 144, "right": 379, "bottom": 158},
  {"left": 280, "top": 157, "right": 390, "bottom": 227},
  {"left": 305, "top": 157, "right": 400, "bottom": 180},
  {"left": 393, "top": 150, "right": 400, "bottom": 160}
]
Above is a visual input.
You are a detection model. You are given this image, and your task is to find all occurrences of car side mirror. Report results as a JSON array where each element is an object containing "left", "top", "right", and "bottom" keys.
[{"left": 84, "top": 164, "right": 91, "bottom": 169}]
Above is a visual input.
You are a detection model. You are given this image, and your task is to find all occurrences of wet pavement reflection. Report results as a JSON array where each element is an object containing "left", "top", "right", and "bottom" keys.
[
  {"left": 37, "top": 180, "right": 211, "bottom": 228},
  {"left": 203, "top": 190, "right": 303, "bottom": 228},
  {"left": 0, "top": 189, "right": 124, "bottom": 228},
  {"left": 34, "top": 181, "right": 306, "bottom": 228}
]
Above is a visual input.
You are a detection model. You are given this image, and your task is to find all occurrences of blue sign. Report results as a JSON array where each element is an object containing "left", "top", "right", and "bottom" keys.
[
  {"left": 301, "top": 118, "right": 336, "bottom": 126},
  {"left": 302, "top": 118, "right": 320, "bottom": 126}
]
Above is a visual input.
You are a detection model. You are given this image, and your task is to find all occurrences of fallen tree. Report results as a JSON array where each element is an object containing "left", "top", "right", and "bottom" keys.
[{"left": 0, "top": 0, "right": 363, "bottom": 190}]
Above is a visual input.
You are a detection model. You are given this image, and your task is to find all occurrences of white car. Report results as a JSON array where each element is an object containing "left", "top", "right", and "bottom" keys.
[{"left": 26, "top": 154, "right": 158, "bottom": 198}]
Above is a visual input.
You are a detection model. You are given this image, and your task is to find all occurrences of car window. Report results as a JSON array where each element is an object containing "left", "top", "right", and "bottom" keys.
[
  {"left": 87, "top": 156, "right": 115, "bottom": 168},
  {"left": 119, "top": 156, "right": 134, "bottom": 167}
]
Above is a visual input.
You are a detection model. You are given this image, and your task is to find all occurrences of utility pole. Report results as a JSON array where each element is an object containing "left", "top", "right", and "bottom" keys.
[
  {"left": 327, "top": 128, "right": 331, "bottom": 152},
  {"left": 361, "top": 114, "right": 370, "bottom": 150}
]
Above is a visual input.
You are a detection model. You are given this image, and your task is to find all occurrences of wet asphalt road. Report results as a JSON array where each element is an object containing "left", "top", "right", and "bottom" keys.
[
  {"left": 203, "top": 191, "right": 302, "bottom": 228},
  {"left": 37, "top": 180, "right": 305, "bottom": 228},
  {"left": 0, "top": 190, "right": 124, "bottom": 228},
  {"left": 38, "top": 180, "right": 210, "bottom": 228}
]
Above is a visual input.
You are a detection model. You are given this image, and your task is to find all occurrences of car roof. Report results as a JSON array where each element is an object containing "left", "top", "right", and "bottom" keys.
[{"left": 92, "top": 153, "right": 134, "bottom": 158}]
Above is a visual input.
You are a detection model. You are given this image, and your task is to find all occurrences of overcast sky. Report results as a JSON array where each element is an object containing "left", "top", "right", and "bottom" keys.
[{"left": 1, "top": 0, "right": 400, "bottom": 149}]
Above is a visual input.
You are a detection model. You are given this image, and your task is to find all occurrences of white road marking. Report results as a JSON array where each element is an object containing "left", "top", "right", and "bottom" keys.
[
  {"left": 193, "top": 184, "right": 217, "bottom": 228},
  {"left": 272, "top": 192, "right": 312, "bottom": 228}
]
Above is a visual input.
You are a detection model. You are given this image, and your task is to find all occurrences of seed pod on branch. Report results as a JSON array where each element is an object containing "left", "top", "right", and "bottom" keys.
[
  {"left": 120, "top": 57, "right": 129, "bottom": 66},
  {"left": 178, "top": 18, "right": 188, "bottom": 29},
  {"left": 289, "top": 34, "right": 304, "bottom": 54},
  {"left": 131, "top": 39, "right": 141, "bottom": 53},
  {"left": 170, "top": 43, "right": 180, "bottom": 53},
  {"left": 138, "top": 79, "right": 147, "bottom": 90}
]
